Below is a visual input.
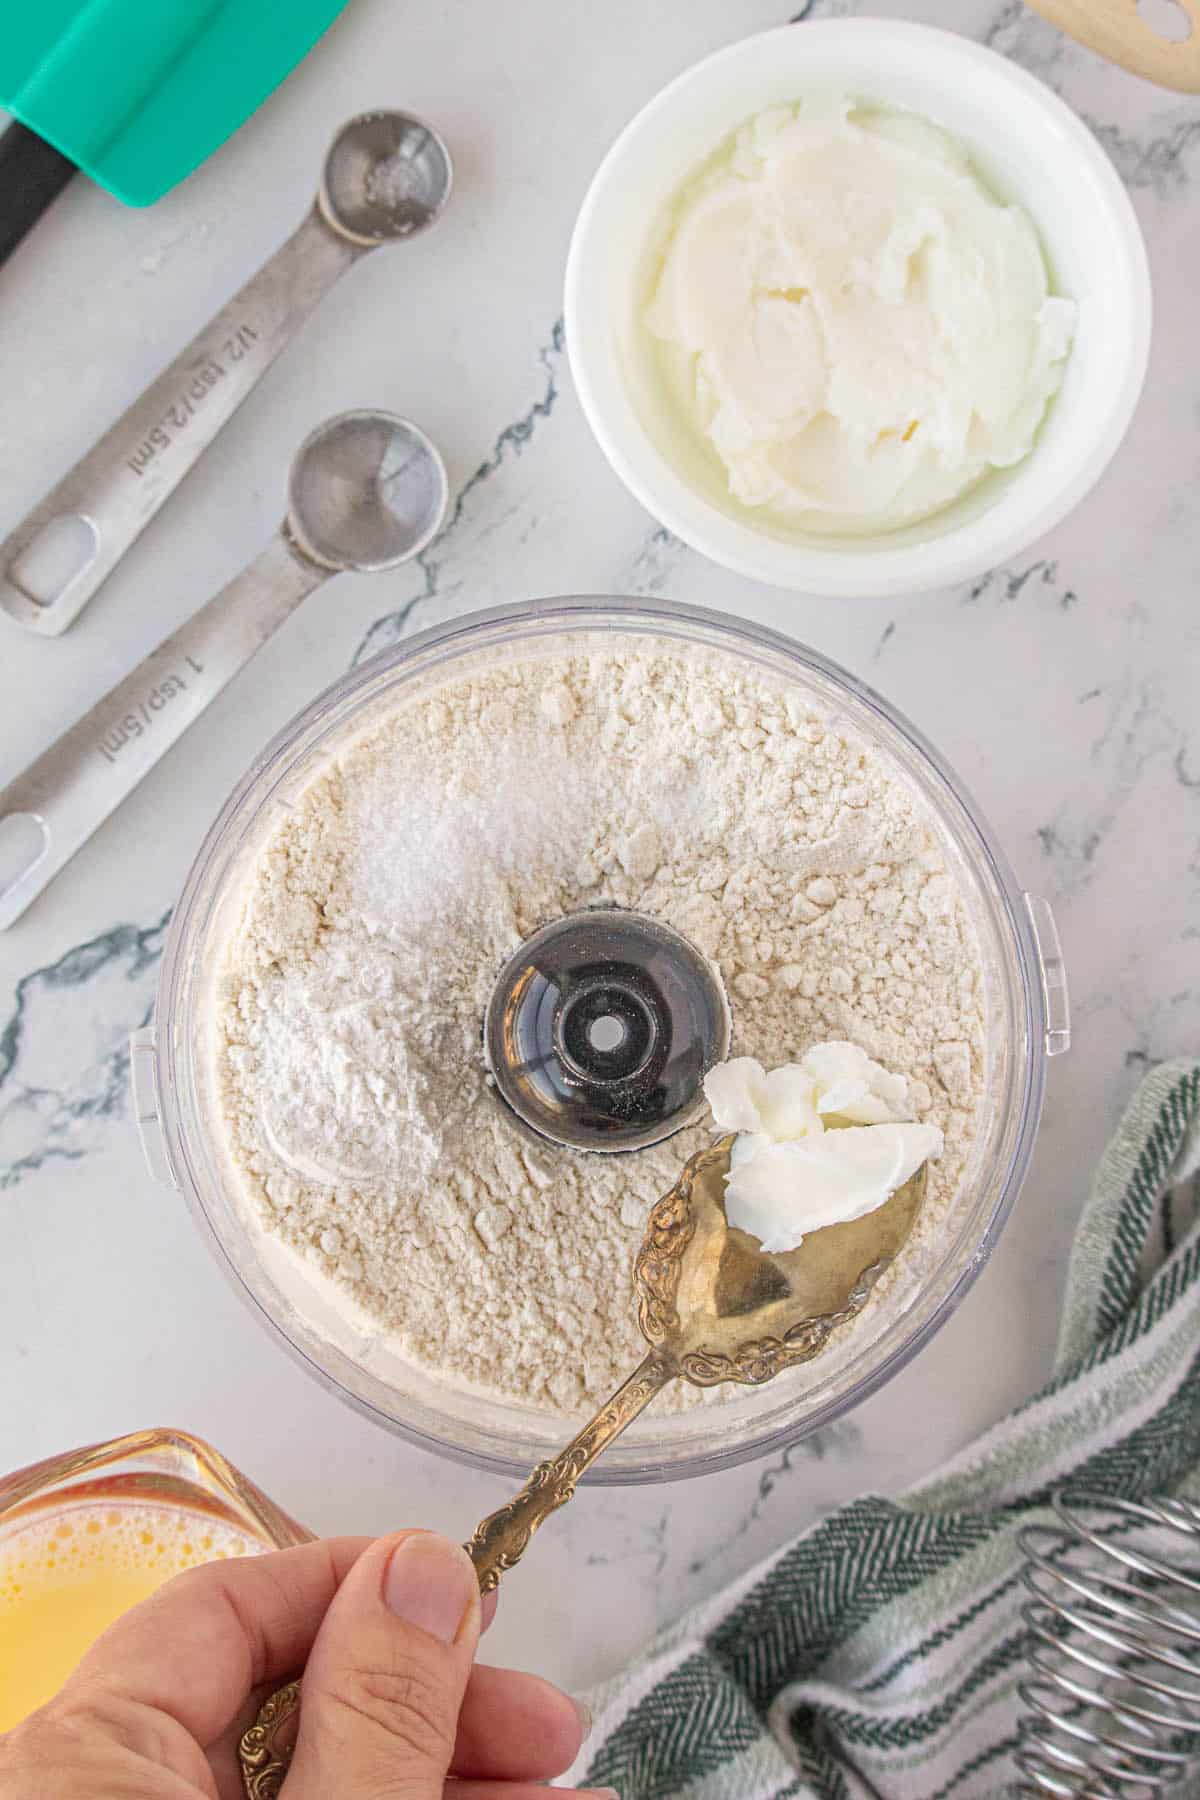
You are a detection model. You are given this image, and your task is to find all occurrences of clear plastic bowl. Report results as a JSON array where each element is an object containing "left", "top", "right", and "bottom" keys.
[{"left": 134, "top": 598, "right": 1069, "bottom": 1483}]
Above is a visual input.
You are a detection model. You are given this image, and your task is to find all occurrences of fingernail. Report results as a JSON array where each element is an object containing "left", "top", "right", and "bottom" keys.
[
  {"left": 572, "top": 1695, "right": 594, "bottom": 1742},
  {"left": 383, "top": 1534, "right": 476, "bottom": 1644}
]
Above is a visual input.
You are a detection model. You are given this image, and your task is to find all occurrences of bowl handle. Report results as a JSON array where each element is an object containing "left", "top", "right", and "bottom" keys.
[
  {"left": 130, "top": 1025, "right": 180, "bottom": 1189},
  {"left": 1024, "top": 896, "right": 1071, "bottom": 1058},
  {"left": 1025, "top": 0, "right": 1200, "bottom": 93}
]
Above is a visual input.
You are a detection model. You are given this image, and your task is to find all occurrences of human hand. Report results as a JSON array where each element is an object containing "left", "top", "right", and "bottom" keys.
[{"left": 0, "top": 1529, "right": 613, "bottom": 1798}]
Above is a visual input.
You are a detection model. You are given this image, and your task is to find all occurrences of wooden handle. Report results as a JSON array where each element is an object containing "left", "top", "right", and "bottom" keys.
[{"left": 1026, "top": 0, "right": 1200, "bottom": 92}]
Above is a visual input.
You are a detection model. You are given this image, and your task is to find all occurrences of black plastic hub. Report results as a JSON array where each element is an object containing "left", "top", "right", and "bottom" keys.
[{"left": 483, "top": 909, "right": 730, "bottom": 1153}]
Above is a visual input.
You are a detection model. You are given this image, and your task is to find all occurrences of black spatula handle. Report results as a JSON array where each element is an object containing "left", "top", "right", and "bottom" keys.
[{"left": 0, "top": 120, "right": 77, "bottom": 267}]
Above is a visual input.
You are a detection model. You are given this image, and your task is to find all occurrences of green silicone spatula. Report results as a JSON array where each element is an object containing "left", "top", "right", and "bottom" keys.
[{"left": 0, "top": 0, "right": 352, "bottom": 266}]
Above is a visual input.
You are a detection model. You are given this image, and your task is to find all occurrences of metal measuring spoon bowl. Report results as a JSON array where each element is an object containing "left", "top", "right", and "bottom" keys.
[
  {"left": 319, "top": 111, "right": 453, "bottom": 244},
  {"left": 0, "top": 411, "right": 448, "bottom": 929},
  {"left": 287, "top": 409, "right": 449, "bottom": 571}
]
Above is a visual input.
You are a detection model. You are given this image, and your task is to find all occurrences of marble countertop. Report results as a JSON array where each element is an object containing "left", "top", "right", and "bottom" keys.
[{"left": 2, "top": 0, "right": 1198, "bottom": 1697}]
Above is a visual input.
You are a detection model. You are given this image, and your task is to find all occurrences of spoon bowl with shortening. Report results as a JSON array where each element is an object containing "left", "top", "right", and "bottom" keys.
[
  {"left": 465, "top": 1139, "right": 927, "bottom": 1589},
  {"left": 0, "top": 111, "right": 452, "bottom": 636},
  {"left": 0, "top": 410, "right": 448, "bottom": 929},
  {"left": 240, "top": 1139, "right": 927, "bottom": 1788}
]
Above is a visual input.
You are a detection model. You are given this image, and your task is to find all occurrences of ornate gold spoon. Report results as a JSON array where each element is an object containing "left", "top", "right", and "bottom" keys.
[
  {"left": 240, "top": 1136, "right": 924, "bottom": 1795},
  {"left": 466, "top": 1135, "right": 924, "bottom": 1589}
]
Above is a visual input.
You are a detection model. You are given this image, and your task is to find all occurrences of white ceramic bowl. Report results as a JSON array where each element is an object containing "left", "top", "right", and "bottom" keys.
[{"left": 565, "top": 21, "right": 1152, "bottom": 599}]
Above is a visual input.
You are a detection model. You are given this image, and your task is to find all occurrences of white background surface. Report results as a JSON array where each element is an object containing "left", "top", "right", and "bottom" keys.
[{"left": 2, "top": 0, "right": 1199, "bottom": 1695}]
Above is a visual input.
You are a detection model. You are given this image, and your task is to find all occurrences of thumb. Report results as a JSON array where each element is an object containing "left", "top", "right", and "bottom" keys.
[{"left": 284, "top": 1530, "right": 480, "bottom": 1799}]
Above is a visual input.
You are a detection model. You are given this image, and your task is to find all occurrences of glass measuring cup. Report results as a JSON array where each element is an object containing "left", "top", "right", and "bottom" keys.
[{"left": 0, "top": 1427, "right": 308, "bottom": 1729}]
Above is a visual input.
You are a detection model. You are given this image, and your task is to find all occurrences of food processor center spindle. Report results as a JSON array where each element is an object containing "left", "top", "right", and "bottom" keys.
[{"left": 483, "top": 909, "right": 731, "bottom": 1154}]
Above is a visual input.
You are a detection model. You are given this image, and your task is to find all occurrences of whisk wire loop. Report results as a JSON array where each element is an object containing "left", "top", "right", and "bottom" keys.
[
  {"left": 1027, "top": 1638, "right": 1200, "bottom": 1735},
  {"left": 1023, "top": 1538, "right": 1200, "bottom": 1645},
  {"left": 1016, "top": 1491, "right": 1200, "bottom": 1798}
]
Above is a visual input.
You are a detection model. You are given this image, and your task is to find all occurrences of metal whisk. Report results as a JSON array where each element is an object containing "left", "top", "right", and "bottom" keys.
[{"left": 1016, "top": 1492, "right": 1200, "bottom": 1797}]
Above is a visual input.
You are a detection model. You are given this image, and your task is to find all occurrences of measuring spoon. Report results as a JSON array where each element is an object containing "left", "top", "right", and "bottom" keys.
[
  {"left": 0, "top": 112, "right": 452, "bottom": 637},
  {"left": 0, "top": 409, "right": 448, "bottom": 929}
]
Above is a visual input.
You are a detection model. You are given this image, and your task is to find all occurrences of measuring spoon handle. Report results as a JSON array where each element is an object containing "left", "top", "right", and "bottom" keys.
[
  {"left": 0, "top": 532, "right": 327, "bottom": 930},
  {"left": 0, "top": 208, "right": 364, "bottom": 637}
]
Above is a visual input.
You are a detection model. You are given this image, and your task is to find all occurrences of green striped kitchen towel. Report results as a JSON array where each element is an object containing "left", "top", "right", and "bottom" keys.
[{"left": 576, "top": 1059, "right": 1200, "bottom": 1800}]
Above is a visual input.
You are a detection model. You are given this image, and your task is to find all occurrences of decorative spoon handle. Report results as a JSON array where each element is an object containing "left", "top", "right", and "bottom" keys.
[
  {"left": 238, "top": 1348, "right": 675, "bottom": 1796},
  {"left": 466, "top": 1347, "right": 676, "bottom": 1594}
]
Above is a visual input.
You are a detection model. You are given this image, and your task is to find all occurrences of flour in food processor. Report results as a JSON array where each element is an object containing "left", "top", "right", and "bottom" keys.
[{"left": 215, "top": 644, "right": 987, "bottom": 1414}]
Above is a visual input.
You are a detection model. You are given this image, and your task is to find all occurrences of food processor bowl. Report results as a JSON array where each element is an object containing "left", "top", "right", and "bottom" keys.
[{"left": 133, "top": 598, "right": 1068, "bottom": 1483}]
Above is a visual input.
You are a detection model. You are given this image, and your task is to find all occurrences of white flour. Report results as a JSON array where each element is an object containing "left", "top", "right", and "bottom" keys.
[{"left": 215, "top": 642, "right": 986, "bottom": 1414}]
